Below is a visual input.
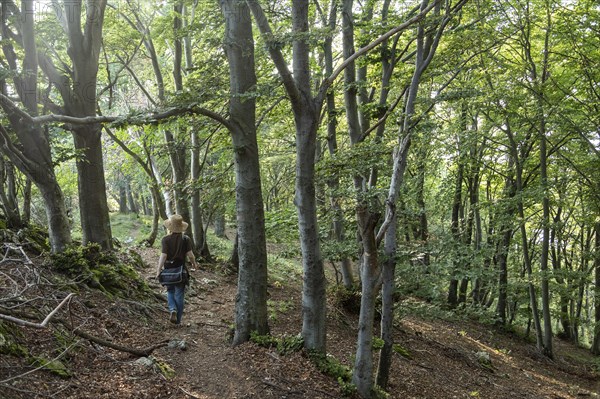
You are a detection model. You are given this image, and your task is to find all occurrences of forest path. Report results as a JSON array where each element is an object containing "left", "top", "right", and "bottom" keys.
[{"left": 135, "top": 246, "right": 339, "bottom": 399}]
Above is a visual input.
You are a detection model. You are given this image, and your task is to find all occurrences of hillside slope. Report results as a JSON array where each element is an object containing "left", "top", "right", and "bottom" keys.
[{"left": 0, "top": 245, "right": 598, "bottom": 399}]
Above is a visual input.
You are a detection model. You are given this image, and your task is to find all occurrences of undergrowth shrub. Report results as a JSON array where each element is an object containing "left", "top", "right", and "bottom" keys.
[
  {"left": 49, "top": 243, "right": 150, "bottom": 297},
  {"left": 308, "top": 351, "right": 356, "bottom": 396},
  {"left": 250, "top": 332, "right": 304, "bottom": 355}
]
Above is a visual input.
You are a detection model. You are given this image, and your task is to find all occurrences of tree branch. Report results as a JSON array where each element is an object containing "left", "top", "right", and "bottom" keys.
[
  {"left": 245, "top": 0, "right": 301, "bottom": 106},
  {"left": 7, "top": 104, "right": 235, "bottom": 132},
  {"left": 0, "top": 293, "right": 74, "bottom": 328},
  {"left": 318, "top": 0, "right": 439, "bottom": 102}
]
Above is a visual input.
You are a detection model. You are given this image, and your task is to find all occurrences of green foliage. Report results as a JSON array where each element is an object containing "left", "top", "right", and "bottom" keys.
[
  {"left": 29, "top": 356, "right": 71, "bottom": 378},
  {"left": 0, "top": 321, "right": 28, "bottom": 357},
  {"left": 267, "top": 299, "right": 293, "bottom": 322},
  {"left": 151, "top": 356, "right": 176, "bottom": 379},
  {"left": 267, "top": 254, "right": 303, "bottom": 288},
  {"left": 264, "top": 207, "right": 299, "bottom": 247},
  {"left": 372, "top": 337, "right": 384, "bottom": 350},
  {"left": 250, "top": 332, "right": 304, "bottom": 356},
  {"left": 49, "top": 243, "right": 150, "bottom": 297},
  {"left": 308, "top": 351, "right": 356, "bottom": 396},
  {"left": 109, "top": 213, "right": 153, "bottom": 245},
  {"left": 205, "top": 231, "right": 234, "bottom": 261},
  {"left": 393, "top": 344, "right": 412, "bottom": 359}
]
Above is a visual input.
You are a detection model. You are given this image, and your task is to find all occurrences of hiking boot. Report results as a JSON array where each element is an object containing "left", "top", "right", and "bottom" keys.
[{"left": 169, "top": 311, "right": 177, "bottom": 324}]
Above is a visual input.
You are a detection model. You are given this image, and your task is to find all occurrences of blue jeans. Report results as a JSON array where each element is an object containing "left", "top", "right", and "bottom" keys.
[{"left": 166, "top": 284, "right": 185, "bottom": 324}]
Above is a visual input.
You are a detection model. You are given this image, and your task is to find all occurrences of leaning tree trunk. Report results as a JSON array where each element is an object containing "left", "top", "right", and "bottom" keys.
[{"left": 221, "top": 0, "right": 269, "bottom": 345}]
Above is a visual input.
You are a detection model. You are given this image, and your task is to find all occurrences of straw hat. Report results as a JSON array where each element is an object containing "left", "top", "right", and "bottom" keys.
[{"left": 164, "top": 214, "right": 188, "bottom": 233}]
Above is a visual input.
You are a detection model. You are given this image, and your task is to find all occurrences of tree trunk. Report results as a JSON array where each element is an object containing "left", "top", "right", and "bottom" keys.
[
  {"left": 494, "top": 167, "right": 516, "bottom": 324},
  {"left": 324, "top": 0, "right": 353, "bottom": 289},
  {"left": 0, "top": 157, "right": 23, "bottom": 228},
  {"left": 376, "top": 216, "right": 396, "bottom": 389},
  {"left": 140, "top": 194, "right": 149, "bottom": 216},
  {"left": 119, "top": 183, "right": 128, "bottom": 213},
  {"left": 126, "top": 182, "right": 138, "bottom": 214},
  {"left": 506, "top": 124, "right": 544, "bottom": 352},
  {"left": 22, "top": 177, "right": 32, "bottom": 225},
  {"left": 214, "top": 213, "right": 227, "bottom": 238},
  {"left": 221, "top": 0, "right": 269, "bottom": 345},
  {"left": 190, "top": 129, "right": 211, "bottom": 259},
  {"left": 142, "top": 188, "right": 160, "bottom": 247},
  {"left": 247, "top": 0, "right": 328, "bottom": 352},
  {"left": 352, "top": 208, "right": 379, "bottom": 398},
  {"left": 591, "top": 222, "right": 600, "bottom": 355},
  {"left": 296, "top": 108, "right": 327, "bottom": 351},
  {"left": 72, "top": 126, "right": 113, "bottom": 249},
  {"left": 0, "top": 0, "right": 72, "bottom": 252},
  {"left": 37, "top": 178, "right": 73, "bottom": 252},
  {"left": 448, "top": 159, "right": 464, "bottom": 307},
  {"left": 52, "top": 0, "right": 112, "bottom": 249},
  {"left": 164, "top": 129, "right": 193, "bottom": 239}
]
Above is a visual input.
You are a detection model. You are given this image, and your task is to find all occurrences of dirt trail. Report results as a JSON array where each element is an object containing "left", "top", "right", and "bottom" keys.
[{"left": 135, "top": 247, "right": 341, "bottom": 399}]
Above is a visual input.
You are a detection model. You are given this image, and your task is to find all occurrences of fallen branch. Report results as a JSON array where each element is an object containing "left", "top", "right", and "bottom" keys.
[
  {"left": 1, "top": 244, "right": 33, "bottom": 265},
  {"left": 71, "top": 327, "right": 169, "bottom": 357},
  {"left": 0, "top": 293, "right": 74, "bottom": 328}
]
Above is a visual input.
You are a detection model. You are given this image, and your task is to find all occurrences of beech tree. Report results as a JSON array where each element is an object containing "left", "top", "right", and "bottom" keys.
[
  {"left": 0, "top": 0, "right": 72, "bottom": 252},
  {"left": 220, "top": 0, "right": 269, "bottom": 345},
  {"left": 40, "top": 0, "right": 113, "bottom": 249}
]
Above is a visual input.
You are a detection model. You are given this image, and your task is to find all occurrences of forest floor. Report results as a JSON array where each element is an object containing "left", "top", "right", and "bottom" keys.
[{"left": 1, "top": 243, "right": 599, "bottom": 399}]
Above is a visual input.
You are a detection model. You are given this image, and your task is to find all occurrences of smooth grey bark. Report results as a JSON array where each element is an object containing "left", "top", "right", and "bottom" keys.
[
  {"left": 221, "top": 0, "right": 269, "bottom": 345},
  {"left": 353, "top": 208, "right": 380, "bottom": 398},
  {"left": 0, "top": 0, "right": 72, "bottom": 252},
  {"left": 373, "top": 1, "right": 466, "bottom": 393},
  {"left": 448, "top": 105, "right": 467, "bottom": 307},
  {"left": 213, "top": 213, "right": 227, "bottom": 238},
  {"left": 247, "top": 0, "right": 326, "bottom": 351},
  {"left": 374, "top": 0, "right": 396, "bottom": 390},
  {"left": 164, "top": 3, "right": 194, "bottom": 244},
  {"left": 494, "top": 170, "right": 516, "bottom": 324},
  {"left": 164, "top": 128, "right": 193, "bottom": 240}
]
